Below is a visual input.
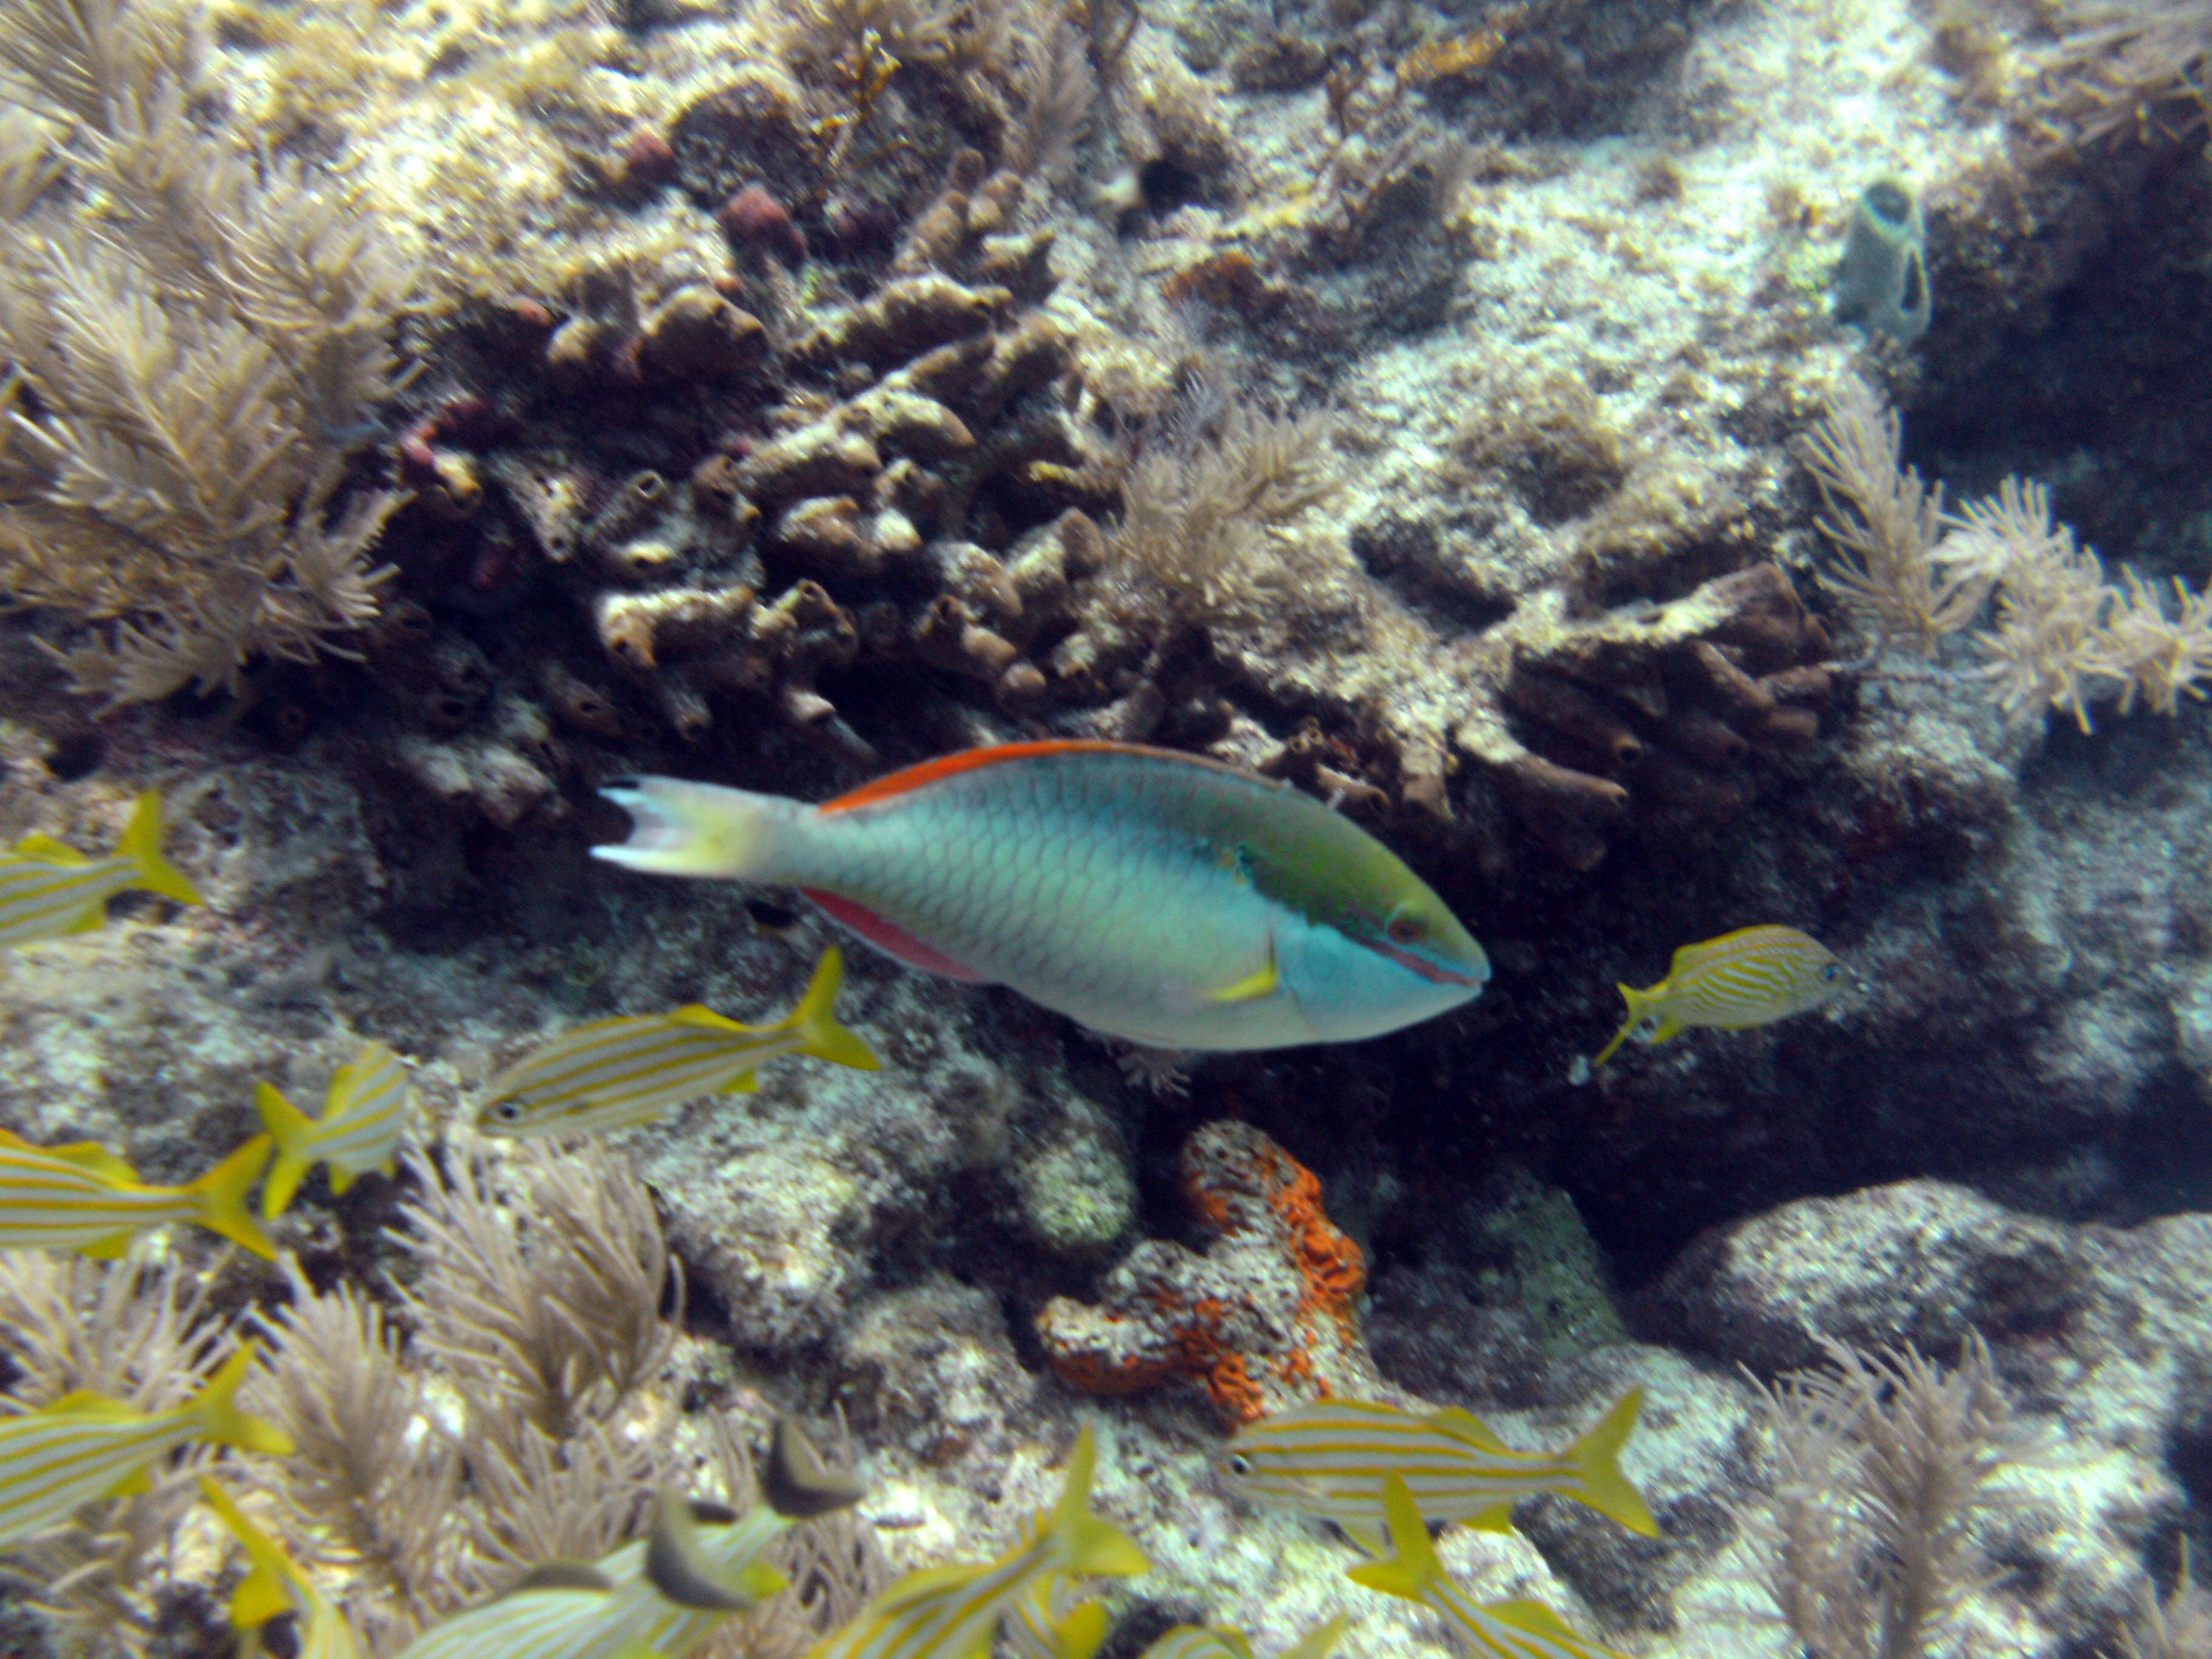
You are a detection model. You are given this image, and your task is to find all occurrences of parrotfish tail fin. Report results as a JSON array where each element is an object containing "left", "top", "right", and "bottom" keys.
[
  {"left": 1568, "top": 1389, "right": 1658, "bottom": 1538},
  {"left": 189, "top": 1134, "right": 279, "bottom": 1259},
  {"left": 1591, "top": 984, "right": 1646, "bottom": 1068},
  {"left": 1044, "top": 1426, "right": 1151, "bottom": 1581},
  {"left": 1484, "top": 1600, "right": 1630, "bottom": 1659},
  {"left": 190, "top": 1343, "right": 296, "bottom": 1457},
  {"left": 790, "top": 947, "right": 880, "bottom": 1072},
  {"left": 118, "top": 791, "right": 203, "bottom": 905},
  {"left": 1345, "top": 1472, "right": 1439, "bottom": 1604},
  {"left": 1280, "top": 1615, "right": 1352, "bottom": 1659},
  {"left": 254, "top": 1083, "right": 319, "bottom": 1220},
  {"left": 593, "top": 776, "right": 790, "bottom": 880},
  {"left": 197, "top": 1475, "right": 298, "bottom": 1627}
]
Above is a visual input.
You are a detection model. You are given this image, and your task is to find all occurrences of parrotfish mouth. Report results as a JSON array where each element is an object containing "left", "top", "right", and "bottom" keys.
[{"left": 1365, "top": 937, "right": 1490, "bottom": 989}]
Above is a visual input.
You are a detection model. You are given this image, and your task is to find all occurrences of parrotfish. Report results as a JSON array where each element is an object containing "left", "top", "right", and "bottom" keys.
[
  {"left": 257, "top": 1041, "right": 415, "bottom": 1217},
  {"left": 0, "top": 790, "right": 201, "bottom": 947},
  {"left": 1138, "top": 1618, "right": 1350, "bottom": 1659},
  {"left": 0, "top": 1343, "right": 294, "bottom": 1548},
  {"left": 0, "top": 1128, "right": 278, "bottom": 1259},
  {"left": 474, "top": 947, "right": 878, "bottom": 1139},
  {"left": 200, "top": 1475, "right": 369, "bottom": 1659},
  {"left": 1593, "top": 924, "right": 1844, "bottom": 1066},
  {"left": 1218, "top": 1391, "right": 1655, "bottom": 1549},
  {"left": 1349, "top": 1472, "right": 1630, "bottom": 1659},
  {"left": 594, "top": 742, "right": 1489, "bottom": 1051},
  {"left": 810, "top": 1425, "right": 1149, "bottom": 1659}
]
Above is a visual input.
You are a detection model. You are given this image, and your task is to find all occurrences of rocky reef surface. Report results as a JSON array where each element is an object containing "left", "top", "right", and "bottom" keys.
[{"left": 4, "top": 0, "right": 2212, "bottom": 1653}]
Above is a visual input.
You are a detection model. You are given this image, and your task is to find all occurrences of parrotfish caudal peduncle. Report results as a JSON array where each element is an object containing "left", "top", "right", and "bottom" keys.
[{"left": 593, "top": 741, "right": 1489, "bottom": 1051}]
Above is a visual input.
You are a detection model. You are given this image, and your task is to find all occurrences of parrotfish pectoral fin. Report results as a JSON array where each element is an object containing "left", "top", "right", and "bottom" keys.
[
  {"left": 1205, "top": 937, "right": 1280, "bottom": 1004},
  {"left": 1344, "top": 1472, "right": 1439, "bottom": 1602},
  {"left": 787, "top": 947, "right": 881, "bottom": 1071},
  {"left": 594, "top": 776, "right": 782, "bottom": 880},
  {"left": 118, "top": 791, "right": 203, "bottom": 905},
  {"left": 802, "top": 888, "right": 990, "bottom": 983},
  {"left": 1568, "top": 1388, "right": 1658, "bottom": 1537}
]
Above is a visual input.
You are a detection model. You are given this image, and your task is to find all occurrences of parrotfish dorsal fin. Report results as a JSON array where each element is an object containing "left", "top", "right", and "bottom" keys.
[
  {"left": 815, "top": 740, "right": 1262, "bottom": 815},
  {"left": 763, "top": 1413, "right": 868, "bottom": 1518}
]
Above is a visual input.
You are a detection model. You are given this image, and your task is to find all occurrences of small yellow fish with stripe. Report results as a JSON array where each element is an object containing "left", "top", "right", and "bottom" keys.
[
  {"left": 0, "top": 1128, "right": 279, "bottom": 1259},
  {"left": 1138, "top": 1617, "right": 1350, "bottom": 1659},
  {"left": 1592, "top": 925, "right": 1845, "bottom": 1067},
  {"left": 1348, "top": 1472, "right": 1629, "bottom": 1659},
  {"left": 257, "top": 1042, "right": 415, "bottom": 1217},
  {"left": 198, "top": 1475, "right": 368, "bottom": 1659},
  {"left": 0, "top": 1343, "right": 293, "bottom": 1548},
  {"left": 809, "top": 1425, "right": 1149, "bottom": 1659},
  {"left": 0, "top": 790, "right": 201, "bottom": 947},
  {"left": 1218, "top": 1391, "right": 1655, "bottom": 1548},
  {"left": 475, "top": 947, "right": 879, "bottom": 1140}
]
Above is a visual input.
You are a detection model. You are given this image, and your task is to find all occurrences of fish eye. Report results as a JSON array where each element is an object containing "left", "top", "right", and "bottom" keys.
[
  {"left": 1385, "top": 911, "right": 1427, "bottom": 945},
  {"left": 493, "top": 1101, "right": 522, "bottom": 1121},
  {"left": 1226, "top": 1453, "right": 1252, "bottom": 1477},
  {"left": 1822, "top": 964, "right": 1840, "bottom": 981}
]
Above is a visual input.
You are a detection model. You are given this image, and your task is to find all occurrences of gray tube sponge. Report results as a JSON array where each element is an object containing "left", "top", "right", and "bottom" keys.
[{"left": 1834, "top": 178, "right": 1931, "bottom": 343}]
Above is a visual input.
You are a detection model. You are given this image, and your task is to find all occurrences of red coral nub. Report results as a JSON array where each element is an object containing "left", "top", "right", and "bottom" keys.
[
  {"left": 718, "top": 184, "right": 807, "bottom": 266},
  {"left": 1035, "top": 1121, "right": 1380, "bottom": 1426}
]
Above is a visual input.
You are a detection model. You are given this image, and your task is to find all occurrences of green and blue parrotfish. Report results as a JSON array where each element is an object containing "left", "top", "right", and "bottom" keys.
[
  {"left": 1218, "top": 1391, "right": 1655, "bottom": 1548},
  {"left": 473, "top": 947, "right": 878, "bottom": 1139},
  {"left": 0, "top": 1127, "right": 278, "bottom": 1259},
  {"left": 200, "top": 1475, "right": 369, "bottom": 1659},
  {"left": 0, "top": 790, "right": 201, "bottom": 947},
  {"left": 594, "top": 742, "right": 1489, "bottom": 1052},
  {"left": 1349, "top": 1472, "right": 1630, "bottom": 1659},
  {"left": 809, "top": 1425, "right": 1149, "bottom": 1659},
  {"left": 257, "top": 1041, "right": 416, "bottom": 1217},
  {"left": 0, "top": 1343, "right": 294, "bottom": 1548},
  {"left": 1593, "top": 924, "right": 1845, "bottom": 1066}
]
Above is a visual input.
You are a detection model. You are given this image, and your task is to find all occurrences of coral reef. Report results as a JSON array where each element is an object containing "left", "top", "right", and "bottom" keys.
[{"left": 1036, "top": 1121, "right": 1376, "bottom": 1426}]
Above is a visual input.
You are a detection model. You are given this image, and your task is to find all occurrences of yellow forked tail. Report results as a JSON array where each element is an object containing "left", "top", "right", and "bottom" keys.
[
  {"left": 1566, "top": 1389, "right": 1658, "bottom": 1537},
  {"left": 789, "top": 947, "right": 880, "bottom": 1072},
  {"left": 190, "top": 1343, "right": 296, "bottom": 1457},
  {"left": 189, "top": 1134, "right": 279, "bottom": 1258},
  {"left": 198, "top": 1475, "right": 301, "bottom": 1627},
  {"left": 1345, "top": 1472, "right": 1441, "bottom": 1603},
  {"left": 1591, "top": 984, "right": 1649, "bottom": 1068},
  {"left": 254, "top": 1082, "right": 320, "bottom": 1220},
  {"left": 116, "top": 792, "right": 203, "bottom": 906}
]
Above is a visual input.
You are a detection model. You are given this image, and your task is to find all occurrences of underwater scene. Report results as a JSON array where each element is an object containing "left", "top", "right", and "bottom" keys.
[{"left": 3, "top": 0, "right": 2212, "bottom": 1654}]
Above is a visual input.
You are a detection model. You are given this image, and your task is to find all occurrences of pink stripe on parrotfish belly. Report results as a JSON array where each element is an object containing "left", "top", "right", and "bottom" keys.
[{"left": 800, "top": 888, "right": 988, "bottom": 982}]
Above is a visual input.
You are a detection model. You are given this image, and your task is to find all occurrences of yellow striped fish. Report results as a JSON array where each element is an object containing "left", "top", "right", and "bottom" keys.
[
  {"left": 809, "top": 1425, "right": 1149, "bottom": 1659},
  {"left": 0, "top": 1343, "right": 293, "bottom": 1548},
  {"left": 1217, "top": 1391, "right": 1655, "bottom": 1548},
  {"left": 1348, "top": 1472, "right": 1629, "bottom": 1659},
  {"left": 1593, "top": 925, "right": 1843, "bottom": 1066},
  {"left": 0, "top": 790, "right": 201, "bottom": 947},
  {"left": 1001, "top": 1573, "right": 1110, "bottom": 1659},
  {"left": 392, "top": 1498, "right": 790, "bottom": 1659},
  {"left": 1138, "top": 1618, "right": 1350, "bottom": 1659},
  {"left": 257, "top": 1042, "right": 415, "bottom": 1217},
  {"left": 475, "top": 947, "right": 879, "bottom": 1139},
  {"left": 199, "top": 1475, "right": 368, "bottom": 1659},
  {"left": 0, "top": 1128, "right": 278, "bottom": 1259}
]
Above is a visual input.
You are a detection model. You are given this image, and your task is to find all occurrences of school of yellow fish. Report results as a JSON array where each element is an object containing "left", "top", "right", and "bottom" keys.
[{"left": 0, "top": 790, "right": 1711, "bottom": 1658}]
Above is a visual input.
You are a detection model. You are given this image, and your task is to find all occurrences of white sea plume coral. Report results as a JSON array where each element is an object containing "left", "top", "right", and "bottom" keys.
[
  {"left": 1952, "top": 476, "right": 2116, "bottom": 731},
  {"left": 0, "top": 0, "right": 414, "bottom": 704}
]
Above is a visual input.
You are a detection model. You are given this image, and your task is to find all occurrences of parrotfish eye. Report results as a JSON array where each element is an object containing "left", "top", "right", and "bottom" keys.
[{"left": 1387, "top": 914, "right": 1427, "bottom": 945}]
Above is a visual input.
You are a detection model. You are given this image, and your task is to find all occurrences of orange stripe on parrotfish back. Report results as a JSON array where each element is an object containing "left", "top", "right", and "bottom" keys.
[{"left": 815, "top": 740, "right": 1272, "bottom": 815}]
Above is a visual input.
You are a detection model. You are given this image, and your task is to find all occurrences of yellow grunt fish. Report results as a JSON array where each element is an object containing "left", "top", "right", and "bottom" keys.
[
  {"left": 1349, "top": 1472, "right": 1630, "bottom": 1659},
  {"left": 1218, "top": 1391, "right": 1655, "bottom": 1548},
  {"left": 594, "top": 742, "right": 1488, "bottom": 1052},
  {"left": 257, "top": 1042, "right": 416, "bottom": 1217},
  {"left": 200, "top": 1475, "right": 369, "bottom": 1659},
  {"left": 0, "top": 790, "right": 201, "bottom": 947},
  {"left": 0, "top": 1343, "right": 293, "bottom": 1548},
  {"left": 809, "top": 1425, "right": 1149, "bottom": 1659},
  {"left": 0, "top": 1128, "right": 278, "bottom": 1259},
  {"left": 1593, "top": 925, "right": 1844, "bottom": 1066},
  {"left": 474, "top": 947, "right": 878, "bottom": 1139}
]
